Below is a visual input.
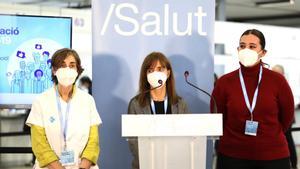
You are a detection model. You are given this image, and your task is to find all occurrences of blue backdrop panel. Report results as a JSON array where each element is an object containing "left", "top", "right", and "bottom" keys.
[{"left": 92, "top": 0, "right": 215, "bottom": 168}]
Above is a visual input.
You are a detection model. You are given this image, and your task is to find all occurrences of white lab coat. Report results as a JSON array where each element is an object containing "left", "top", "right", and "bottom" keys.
[{"left": 26, "top": 87, "right": 102, "bottom": 169}]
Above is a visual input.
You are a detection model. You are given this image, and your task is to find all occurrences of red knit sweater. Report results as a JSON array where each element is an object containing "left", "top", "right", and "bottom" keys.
[{"left": 211, "top": 63, "right": 294, "bottom": 160}]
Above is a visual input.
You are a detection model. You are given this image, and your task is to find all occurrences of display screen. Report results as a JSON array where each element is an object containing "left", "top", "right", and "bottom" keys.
[{"left": 0, "top": 14, "right": 72, "bottom": 107}]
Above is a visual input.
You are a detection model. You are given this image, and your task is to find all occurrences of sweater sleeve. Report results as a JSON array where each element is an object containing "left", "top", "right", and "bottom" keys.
[
  {"left": 31, "top": 125, "right": 59, "bottom": 167},
  {"left": 211, "top": 78, "right": 227, "bottom": 118},
  {"left": 278, "top": 78, "right": 294, "bottom": 132},
  {"left": 81, "top": 125, "right": 100, "bottom": 164}
]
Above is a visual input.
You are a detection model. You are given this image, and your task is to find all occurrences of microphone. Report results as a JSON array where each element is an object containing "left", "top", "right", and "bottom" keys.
[
  {"left": 184, "top": 71, "right": 218, "bottom": 113},
  {"left": 158, "top": 80, "right": 163, "bottom": 85},
  {"left": 152, "top": 79, "right": 163, "bottom": 91},
  {"left": 140, "top": 79, "right": 163, "bottom": 94}
]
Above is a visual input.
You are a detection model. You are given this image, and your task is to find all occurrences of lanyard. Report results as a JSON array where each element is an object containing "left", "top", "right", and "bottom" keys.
[
  {"left": 151, "top": 96, "right": 168, "bottom": 114},
  {"left": 55, "top": 86, "right": 72, "bottom": 148},
  {"left": 239, "top": 65, "right": 263, "bottom": 121}
]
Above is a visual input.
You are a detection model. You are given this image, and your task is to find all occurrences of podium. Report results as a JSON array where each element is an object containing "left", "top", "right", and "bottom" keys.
[{"left": 122, "top": 114, "right": 222, "bottom": 169}]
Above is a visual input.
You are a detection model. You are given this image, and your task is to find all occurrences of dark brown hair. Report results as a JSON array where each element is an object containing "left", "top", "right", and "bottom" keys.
[
  {"left": 240, "top": 29, "right": 266, "bottom": 50},
  {"left": 51, "top": 48, "right": 84, "bottom": 84},
  {"left": 137, "top": 52, "right": 180, "bottom": 107}
]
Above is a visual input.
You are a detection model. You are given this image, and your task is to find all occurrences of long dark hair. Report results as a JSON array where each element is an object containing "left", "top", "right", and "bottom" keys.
[{"left": 137, "top": 52, "right": 180, "bottom": 107}]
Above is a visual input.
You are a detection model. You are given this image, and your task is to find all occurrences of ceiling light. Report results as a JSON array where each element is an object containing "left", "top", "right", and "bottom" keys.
[{"left": 256, "top": 0, "right": 295, "bottom": 7}]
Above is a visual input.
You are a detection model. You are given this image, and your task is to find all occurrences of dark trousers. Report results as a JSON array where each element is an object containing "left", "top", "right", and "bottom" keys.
[
  {"left": 286, "top": 128, "right": 297, "bottom": 168},
  {"left": 216, "top": 153, "right": 291, "bottom": 169}
]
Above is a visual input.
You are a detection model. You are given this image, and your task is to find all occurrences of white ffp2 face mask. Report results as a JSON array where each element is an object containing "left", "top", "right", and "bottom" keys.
[
  {"left": 147, "top": 71, "right": 167, "bottom": 88},
  {"left": 55, "top": 67, "right": 78, "bottom": 87},
  {"left": 238, "top": 48, "right": 262, "bottom": 67}
]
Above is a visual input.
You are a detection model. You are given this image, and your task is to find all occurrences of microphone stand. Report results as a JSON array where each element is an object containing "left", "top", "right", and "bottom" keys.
[{"left": 184, "top": 71, "right": 218, "bottom": 114}]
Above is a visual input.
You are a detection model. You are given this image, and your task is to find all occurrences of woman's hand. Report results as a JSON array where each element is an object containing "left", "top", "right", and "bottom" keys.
[
  {"left": 47, "top": 160, "right": 65, "bottom": 169},
  {"left": 79, "top": 158, "right": 92, "bottom": 169}
]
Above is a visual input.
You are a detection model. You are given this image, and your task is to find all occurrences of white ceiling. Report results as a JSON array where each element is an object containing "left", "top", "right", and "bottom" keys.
[
  {"left": 225, "top": 0, "right": 300, "bottom": 27},
  {"left": 1, "top": 0, "right": 300, "bottom": 27}
]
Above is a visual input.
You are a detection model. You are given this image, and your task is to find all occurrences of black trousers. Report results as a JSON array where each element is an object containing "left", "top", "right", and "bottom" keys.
[
  {"left": 216, "top": 153, "right": 291, "bottom": 169},
  {"left": 286, "top": 128, "right": 297, "bottom": 168}
]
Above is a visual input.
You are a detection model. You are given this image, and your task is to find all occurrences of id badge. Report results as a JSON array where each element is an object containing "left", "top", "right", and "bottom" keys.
[
  {"left": 245, "top": 120, "right": 258, "bottom": 136},
  {"left": 60, "top": 149, "right": 75, "bottom": 166}
]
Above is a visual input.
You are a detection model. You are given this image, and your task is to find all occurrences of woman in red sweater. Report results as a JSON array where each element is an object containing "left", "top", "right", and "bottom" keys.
[{"left": 211, "top": 29, "right": 294, "bottom": 169}]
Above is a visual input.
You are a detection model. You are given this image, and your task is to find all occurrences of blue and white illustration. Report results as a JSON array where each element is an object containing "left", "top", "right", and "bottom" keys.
[
  {"left": 6, "top": 38, "right": 63, "bottom": 94},
  {"left": 0, "top": 15, "right": 71, "bottom": 105}
]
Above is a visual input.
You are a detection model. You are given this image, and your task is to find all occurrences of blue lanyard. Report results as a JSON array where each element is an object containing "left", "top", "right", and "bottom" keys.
[
  {"left": 239, "top": 66, "right": 263, "bottom": 121},
  {"left": 55, "top": 86, "right": 72, "bottom": 148},
  {"left": 151, "top": 96, "right": 168, "bottom": 114}
]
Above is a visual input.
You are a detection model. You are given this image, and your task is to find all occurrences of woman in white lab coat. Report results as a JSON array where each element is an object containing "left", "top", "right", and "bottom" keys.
[{"left": 26, "top": 48, "right": 102, "bottom": 169}]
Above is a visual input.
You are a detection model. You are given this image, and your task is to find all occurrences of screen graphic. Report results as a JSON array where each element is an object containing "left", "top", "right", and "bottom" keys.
[{"left": 0, "top": 14, "right": 72, "bottom": 106}]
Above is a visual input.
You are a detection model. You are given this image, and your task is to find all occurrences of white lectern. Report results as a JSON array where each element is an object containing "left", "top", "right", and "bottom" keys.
[{"left": 122, "top": 114, "right": 222, "bottom": 169}]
